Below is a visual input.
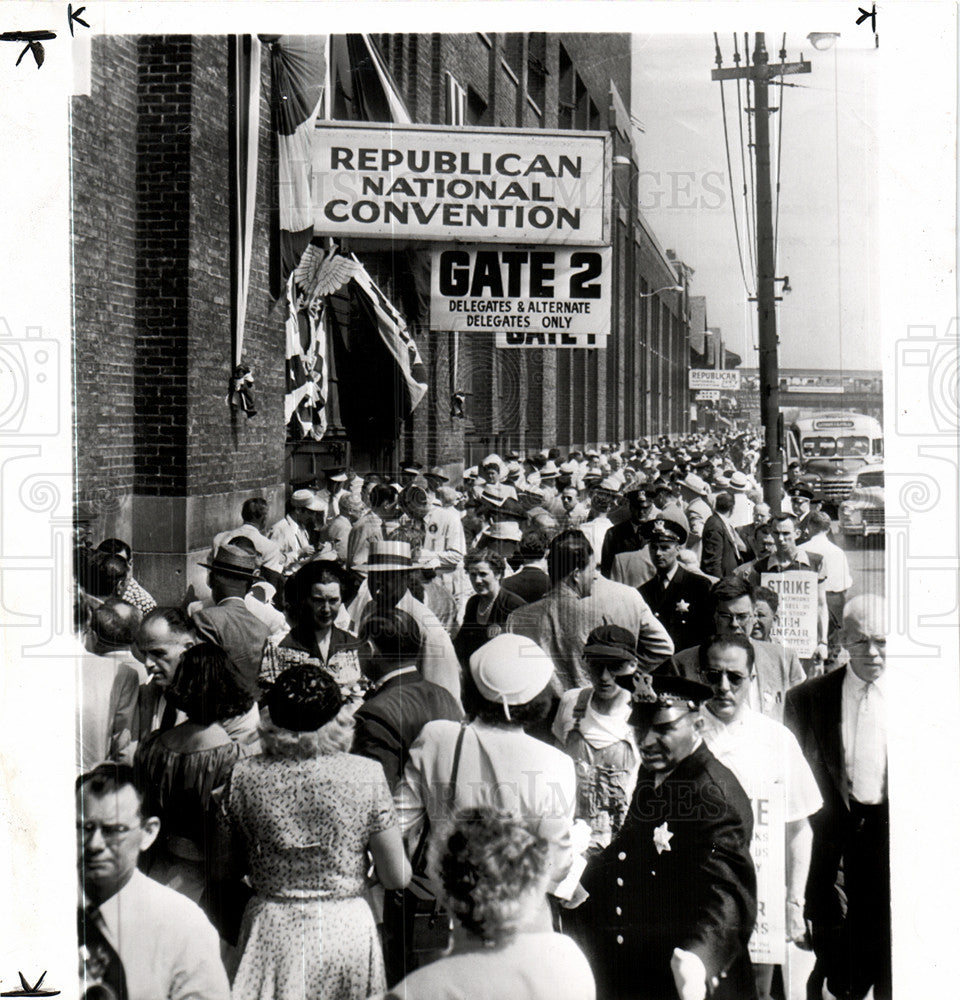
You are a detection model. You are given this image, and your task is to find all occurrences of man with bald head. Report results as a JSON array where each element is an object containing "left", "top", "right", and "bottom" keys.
[
  {"left": 784, "top": 595, "right": 890, "bottom": 1000},
  {"left": 78, "top": 600, "right": 144, "bottom": 771}
]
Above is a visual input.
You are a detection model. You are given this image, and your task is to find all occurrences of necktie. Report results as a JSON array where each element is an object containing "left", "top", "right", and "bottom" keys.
[
  {"left": 852, "top": 682, "right": 885, "bottom": 803},
  {"left": 159, "top": 694, "right": 178, "bottom": 732},
  {"left": 78, "top": 906, "right": 128, "bottom": 1000}
]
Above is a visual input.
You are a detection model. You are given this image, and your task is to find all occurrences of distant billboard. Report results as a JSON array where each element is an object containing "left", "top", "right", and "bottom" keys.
[{"left": 689, "top": 369, "right": 741, "bottom": 391}]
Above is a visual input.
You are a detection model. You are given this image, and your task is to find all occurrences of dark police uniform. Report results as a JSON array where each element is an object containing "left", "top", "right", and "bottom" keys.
[
  {"left": 578, "top": 740, "right": 757, "bottom": 1000},
  {"left": 637, "top": 516, "right": 714, "bottom": 656}
]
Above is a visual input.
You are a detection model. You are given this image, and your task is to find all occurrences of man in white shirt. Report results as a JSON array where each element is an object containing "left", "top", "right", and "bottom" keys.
[
  {"left": 77, "top": 763, "right": 229, "bottom": 1000},
  {"left": 727, "top": 473, "right": 755, "bottom": 528},
  {"left": 356, "top": 540, "right": 461, "bottom": 702},
  {"left": 697, "top": 634, "right": 823, "bottom": 1000},
  {"left": 209, "top": 496, "right": 283, "bottom": 584},
  {"left": 422, "top": 475, "right": 467, "bottom": 605},
  {"left": 78, "top": 601, "right": 144, "bottom": 772},
  {"left": 267, "top": 489, "right": 322, "bottom": 572},
  {"left": 578, "top": 476, "right": 620, "bottom": 569},
  {"left": 784, "top": 595, "right": 889, "bottom": 1000},
  {"left": 799, "top": 512, "right": 854, "bottom": 653}
]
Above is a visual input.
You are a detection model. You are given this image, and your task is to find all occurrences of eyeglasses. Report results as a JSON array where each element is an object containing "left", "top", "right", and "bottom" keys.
[
  {"left": 700, "top": 668, "right": 752, "bottom": 689},
  {"left": 715, "top": 612, "right": 753, "bottom": 626},
  {"left": 77, "top": 821, "right": 139, "bottom": 843}
]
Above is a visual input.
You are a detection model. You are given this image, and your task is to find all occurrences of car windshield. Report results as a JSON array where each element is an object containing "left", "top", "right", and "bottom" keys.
[{"left": 801, "top": 435, "right": 870, "bottom": 458}]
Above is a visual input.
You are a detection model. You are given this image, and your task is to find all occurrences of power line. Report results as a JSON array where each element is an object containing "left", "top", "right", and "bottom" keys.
[
  {"left": 713, "top": 33, "right": 754, "bottom": 296},
  {"left": 733, "top": 34, "right": 756, "bottom": 281},
  {"left": 773, "top": 33, "right": 786, "bottom": 268},
  {"left": 744, "top": 34, "right": 759, "bottom": 289}
]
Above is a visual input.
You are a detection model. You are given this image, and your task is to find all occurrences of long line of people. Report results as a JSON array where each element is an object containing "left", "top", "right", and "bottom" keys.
[{"left": 74, "top": 430, "right": 885, "bottom": 1000}]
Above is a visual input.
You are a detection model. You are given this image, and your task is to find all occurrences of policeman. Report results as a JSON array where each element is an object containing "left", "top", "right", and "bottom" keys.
[
  {"left": 573, "top": 673, "right": 757, "bottom": 1000},
  {"left": 638, "top": 517, "right": 714, "bottom": 652}
]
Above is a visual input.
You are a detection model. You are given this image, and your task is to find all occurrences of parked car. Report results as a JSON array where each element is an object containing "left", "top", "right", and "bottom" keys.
[{"left": 838, "top": 465, "right": 884, "bottom": 538}]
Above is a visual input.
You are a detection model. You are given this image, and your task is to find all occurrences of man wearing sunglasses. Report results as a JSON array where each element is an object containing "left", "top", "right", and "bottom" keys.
[{"left": 697, "top": 634, "right": 823, "bottom": 1000}]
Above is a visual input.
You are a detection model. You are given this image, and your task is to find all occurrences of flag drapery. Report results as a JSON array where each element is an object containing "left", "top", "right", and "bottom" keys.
[
  {"left": 271, "top": 35, "right": 327, "bottom": 282},
  {"left": 284, "top": 248, "right": 426, "bottom": 440},
  {"left": 275, "top": 33, "right": 422, "bottom": 442},
  {"left": 229, "top": 35, "right": 262, "bottom": 368},
  {"left": 285, "top": 245, "right": 363, "bottom": 440}
]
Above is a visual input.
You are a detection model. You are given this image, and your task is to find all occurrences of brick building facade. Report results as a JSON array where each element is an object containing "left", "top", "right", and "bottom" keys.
[
  {"left": 73, "top": 35, "right": 286, "bottom": 602},
  {"left": 72, "top": 33, "right": 694, "bottom": 602}
]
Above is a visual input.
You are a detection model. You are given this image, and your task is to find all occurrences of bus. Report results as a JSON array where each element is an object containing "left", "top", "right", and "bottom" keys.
[{"left": 785, "top": 411, "right": 883, "bottom": 508}]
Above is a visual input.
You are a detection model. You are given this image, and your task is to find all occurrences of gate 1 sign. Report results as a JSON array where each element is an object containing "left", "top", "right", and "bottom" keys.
[
  {"left": 430, "top": 246, "right": 611, "bottom": 349},
  {"left": 314, "top": 122, "right": 611, "bottom": 245}
]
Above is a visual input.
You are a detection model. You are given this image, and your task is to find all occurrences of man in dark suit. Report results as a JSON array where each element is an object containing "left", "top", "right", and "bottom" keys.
[
  {"left": 784, "top": 595, "right": 889, "bottom": 1000},
  {"left": 701, "top": 491, "right": 745, "bottom": 578},
  {"left": 575, "top": 673, "right": 757, "bottom": 1000},
  {"left": 136, "top": 607, "right": 197, "bottom": 741},
  {"left": 599, "top": 485, "right": 657, "bottom": 577},
  {"left": 639, "top": 517, "right": 714, "bottom": 652},
  {"left": 193, "top": 543, "right": 271, "bottom": 697},
  {"left": 353, "top": 608, "right": 462, "bottom": 791}
]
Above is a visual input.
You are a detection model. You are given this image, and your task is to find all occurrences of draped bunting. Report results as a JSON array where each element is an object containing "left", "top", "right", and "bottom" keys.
[
  {"left": 271, "top": 35, "right": 327, "bottom": 280},
  {"left": 275, "top": 34, "right": 422, "bottom": 441},
  {"left": 229, "top": 35, "right": 261, "bottom": 368}
]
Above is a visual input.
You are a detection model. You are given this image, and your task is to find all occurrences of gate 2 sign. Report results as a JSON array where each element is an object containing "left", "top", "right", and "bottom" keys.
[{"left": 429, "top": 246, "right": 611, "bottom": 349}]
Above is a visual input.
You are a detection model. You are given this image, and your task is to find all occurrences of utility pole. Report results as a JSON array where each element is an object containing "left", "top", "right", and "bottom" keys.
[{"left": 712, "top": 32, "right": 810, "bottom": 511}]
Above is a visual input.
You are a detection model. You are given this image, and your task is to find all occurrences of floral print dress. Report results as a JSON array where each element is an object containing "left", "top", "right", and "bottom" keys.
[{"left": 227, "top": 752, "right": 397, "bottom": 1000}]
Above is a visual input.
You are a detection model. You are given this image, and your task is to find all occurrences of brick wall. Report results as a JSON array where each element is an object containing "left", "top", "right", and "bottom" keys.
[
  {"left": 73, "top": 35, "right": 287, "bottom": 595},
  {"left": 184, "top": 36, "right": 286, "bottom": 506},
  {"left": 72, "top": 36, "right": 141, "bottom": 538}
]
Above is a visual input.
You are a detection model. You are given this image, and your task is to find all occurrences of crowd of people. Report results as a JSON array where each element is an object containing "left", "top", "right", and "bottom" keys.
[{"left": 74, "top": 431, "right": 888, "bottom": 1000}]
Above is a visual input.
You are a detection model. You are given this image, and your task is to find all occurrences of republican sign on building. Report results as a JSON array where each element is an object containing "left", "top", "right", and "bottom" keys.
[
  {"left": 689, "top": 369, "right": 741, "bottom": 391},
  {"left": 429, "top": 246, "right": 611, "bottom": 349},
  {"left": 314, "top": 122, "right": 611, "bottom": 244}
]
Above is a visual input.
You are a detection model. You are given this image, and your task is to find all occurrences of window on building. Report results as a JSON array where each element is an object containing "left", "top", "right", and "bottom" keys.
[
  {"left": 558, "top": 44, "right": 574, "bottom": 129},
  {"left": 445, "top": 72, "right": 466, "bottom": 126},
  {"left": 466, "top": 86, "right": 488, "bottom": 126},
  {"left": 527, "top": 33, "right": 547, "bottom": 114},
  {"left": 502, "top": 34, "right": 523, "bottom": 78},
  {"left": 575, "top": 77, "right": 589, "bottom": 129},
  {"left": 588, "top": 97, "right": 601, "bottom": 131}
]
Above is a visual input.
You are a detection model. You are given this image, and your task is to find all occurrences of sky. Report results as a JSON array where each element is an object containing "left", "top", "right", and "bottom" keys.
[{"left": 631, "top": 31, "right": 880, "bottom": 371}]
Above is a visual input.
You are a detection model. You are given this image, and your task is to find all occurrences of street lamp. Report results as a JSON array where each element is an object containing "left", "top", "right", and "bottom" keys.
[{"left": 807, "top": 32, "right": 840, "bottom": 51}]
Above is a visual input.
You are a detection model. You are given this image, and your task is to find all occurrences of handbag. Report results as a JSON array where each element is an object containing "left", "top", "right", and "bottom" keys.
[{"left": 393, "top": 722, "right": 467, "bottom": 961}]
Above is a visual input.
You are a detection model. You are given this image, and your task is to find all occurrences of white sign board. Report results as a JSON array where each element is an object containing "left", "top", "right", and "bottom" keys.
[
  {"left": 314, "top": 122, "right": 610, "bottom": 244},
  {"left": 761, "top": 570, "right": 820, "bottom": 658},
  {"left": 689, "top": 369, "right": 741, "bottom": 391},
  {"left": 748, "top": 781, "right": 787, "bottom": 966},
  {"left": 429, "top": 246, "right": 611, "bottom": 348},
  {"left": 696, "top": 390, "right": 720, "bottom": 401}
]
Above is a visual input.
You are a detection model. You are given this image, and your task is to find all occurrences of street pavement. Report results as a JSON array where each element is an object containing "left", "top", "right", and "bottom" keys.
[{"left": 836, "top": 528, "right": 885, "bottom": 599}]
